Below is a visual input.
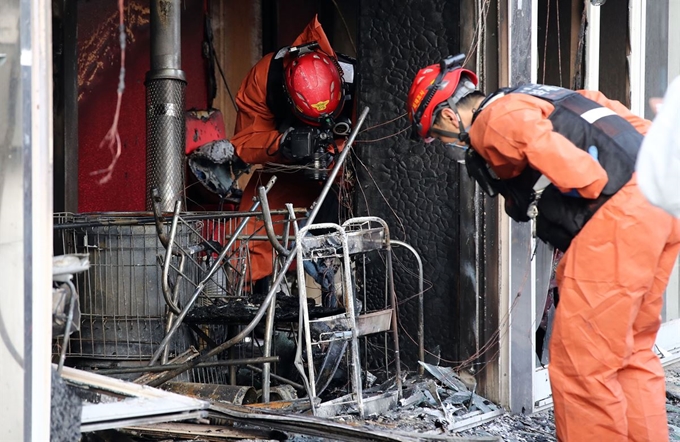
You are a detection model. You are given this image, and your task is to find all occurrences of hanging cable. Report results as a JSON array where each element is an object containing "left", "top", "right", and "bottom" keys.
[
  {"left": 330, "top": 0, "right": 357, "bottom": 56},
  {"left": 206, "top": 0, "right": 238, "bottom": 112},
  {"left": 463, "top": 0, "right": 492, "bottom": 68},
  {"left": 542, "top": 0, "right": 551, "bottom": 84},
  {"left": 556, "top": 0, "right": 563, "bottom": 87},
  {"left": 91, "top": 0, "right": 126, "bottom": 184},
  {"left": 213, "top": 53, "right": 238, "bottom": 112},
  {"left": 359, "top": 113, "right": 408, "bottom": 133},
  {"left": 354, "top": 126, "right": 410, "bottom": 143},
  {"left": 541, "top": 0, "right": 565, "bottom": 87}
]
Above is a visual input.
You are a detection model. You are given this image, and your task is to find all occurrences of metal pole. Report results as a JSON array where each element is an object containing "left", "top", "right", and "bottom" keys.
[
  {"left": 162, "top": 256, "right": 185, "bottom": 364},
  {"left": 295, "top": 227, "right": 317, "bottom": 400},
  {"left": 146, "top": 0, "right": 186, "bottom": 211},
  {"left": 150, "top": 0, "right": 181, "bottom": 72},
  {"left": 229, "top": 326, "right": 238, "bottom": 385},
  {"left": 385, "top": 250, "right": 403, "bottom": 398},
  {"left": 148, "top": 178, "right": 277, "bottom": 366},
  {"left": 147, "top": 108, "right": 370, "bottom": 387},
  {"left": 96, "top": 356, "right": 279, "bottom": 375},
  {"left": 339, "top": 229, "right": 364, "bottom": 417},
  {"left": 343, "top": 217, "right": 403, "bottom": 398},
  {"left": 307, "top": 107, "right": 369, "bottom": 223},
  {"left": 391, "top": 240, "right": 424, "bottom": 376},
  {"left": 53, "top": 209, "right": 307, "bottom": 230},
  {"left": 161, "top": 201, "right": 183, "bottom": 315},
  {"left": 262, "top": 205, "right": 297, "bottom": 399},
  {"left": 258, "top": 186, "right": 289, "bottom": 256},
  {"left": 262, "top": 255, "right": 279, "bottom": 403},
  {"left": 57, "top": 280, "right": 79, "bottom": 374},
  {"left": 363, "top": 255, "right": 368, "bottom": 375},
  {"left": 246, "top": 364, "right": 304, "bottom": 391},
  {"left": 282, "top": 206, "right": 293, "bottom": 249}
]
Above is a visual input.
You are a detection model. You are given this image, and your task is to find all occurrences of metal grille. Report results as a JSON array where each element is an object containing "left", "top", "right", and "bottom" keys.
[
  {"left": 145, "top": 78, "right": 186, "bottom": 212},
  {"left": 56, "top": 215, "right": 193, "bottom": 360},
  {"left": 54, "top": 212, "right": 248, "bottom": 361}
]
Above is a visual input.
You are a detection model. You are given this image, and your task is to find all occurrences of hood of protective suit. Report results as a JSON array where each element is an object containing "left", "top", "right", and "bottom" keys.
[{"left": 290, "top": 15, "right": 335, "bottom": 57}]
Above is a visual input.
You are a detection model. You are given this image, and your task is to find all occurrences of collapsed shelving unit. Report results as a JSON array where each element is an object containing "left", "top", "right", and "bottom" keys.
[{"left": 293, "top": 217, "right": 403, "bottom": 417}]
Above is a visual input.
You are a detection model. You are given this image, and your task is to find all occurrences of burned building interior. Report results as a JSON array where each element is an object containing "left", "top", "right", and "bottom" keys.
[{"left": 5, "top": 0, "right": 673, "bottom": 440}]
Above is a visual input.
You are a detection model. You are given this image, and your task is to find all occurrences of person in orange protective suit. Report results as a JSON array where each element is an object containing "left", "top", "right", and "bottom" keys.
[
  {"left": 407, "top": 54, "right": 680, "bottom": 442},
  {"left": 231, "top": 16, "right": 354, "bottom": 291}
]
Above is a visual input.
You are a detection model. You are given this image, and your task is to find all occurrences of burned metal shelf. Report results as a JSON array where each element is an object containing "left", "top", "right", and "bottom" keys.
[
  {"left": 184, "top": 298, "right": 345, "bottom": 325},
  {"left": 300, "top": 227, "right": 386, "bottom": 258},
  {"left": 310, "top": 309, "right": 394, "bottom": 341}
]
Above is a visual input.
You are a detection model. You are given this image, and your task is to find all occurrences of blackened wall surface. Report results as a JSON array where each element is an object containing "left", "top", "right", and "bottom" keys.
[
  {"left": 598, "top": 2, "right": 629, "bottom": 107},
  {"left": 355, "top": 0, "right": 481, "bottom": 371}
]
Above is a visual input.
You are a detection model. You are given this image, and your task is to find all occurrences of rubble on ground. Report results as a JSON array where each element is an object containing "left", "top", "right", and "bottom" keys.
[
  {"left": 457, "top": 361, "right": 680, "bottom": 442},
  {"left": 72, "top": 360, "right": 680, "bottom": 441},
  {"left": 666, "top": 363, "right": 680, "bottom": 441}
]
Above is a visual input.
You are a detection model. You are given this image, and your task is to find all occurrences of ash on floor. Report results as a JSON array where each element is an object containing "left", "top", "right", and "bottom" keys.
[
  {"left": 456, "top": 411, "right": 556, "bottom": 442},
  {"left": 666, "top": 362, "right": 680, "bottom": 441},
  {"left": 358, "top": 361, "right": 680, "bottom": 442},
  {"left": 457, "top": 361, "right": 680, "bottom": 441}
]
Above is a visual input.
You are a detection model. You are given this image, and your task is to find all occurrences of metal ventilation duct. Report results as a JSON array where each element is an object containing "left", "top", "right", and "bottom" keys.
[{"left": 145, "top": 0, "right": 186, "bottom": 211}]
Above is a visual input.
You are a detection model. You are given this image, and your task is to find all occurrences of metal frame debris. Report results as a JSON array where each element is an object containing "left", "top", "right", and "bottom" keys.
[{"left": 60, "top": 365, "right": 210, "bottom": 433}]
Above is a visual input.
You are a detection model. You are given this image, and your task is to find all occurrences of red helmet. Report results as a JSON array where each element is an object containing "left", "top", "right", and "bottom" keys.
[
  {"left": 407, "top": 55, "right": 478, "bottom": 141},
  {"left": 284, "top": 50, "right": 345, "bottom": 127}
]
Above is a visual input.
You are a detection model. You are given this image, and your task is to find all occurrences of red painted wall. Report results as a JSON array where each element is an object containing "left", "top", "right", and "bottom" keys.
[{"left": 77, "top": 0, "right": 208, "bottom": 212}]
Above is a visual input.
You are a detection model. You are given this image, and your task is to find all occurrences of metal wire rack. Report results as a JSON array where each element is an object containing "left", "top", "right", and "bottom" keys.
[
  {"left": 51, "top": 205, "right": 416, "bottom": 398},
  {"left": 53, "top": 212, "right": 247, "bottom": 362}
]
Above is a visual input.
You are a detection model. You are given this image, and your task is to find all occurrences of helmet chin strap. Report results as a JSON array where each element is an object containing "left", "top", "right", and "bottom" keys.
[
  {"left": 448, "top": 98, "right": 470, "bottom": 144},
  {"left": 430, "top": 99, "right": 470, "bottom": 143},
  {"left": 430, "top": 127, "right": 460, "bottom": 139}
]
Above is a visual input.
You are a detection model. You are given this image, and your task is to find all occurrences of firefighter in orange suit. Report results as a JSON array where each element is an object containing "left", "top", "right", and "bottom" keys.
[
  {"left": 407, "top": 54, "right": 680, "bottom": 442},
  {"left": 231, "top": 16, "right": 353, "bottom": 289}
]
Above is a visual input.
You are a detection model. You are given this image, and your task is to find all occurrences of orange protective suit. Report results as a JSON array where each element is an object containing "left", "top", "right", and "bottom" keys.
[
  {"left": 231, "top": 17, "right": 338, "bottom": 283},
  {"left": 470, "top": 90, "right": 680, "bottom": 442}
]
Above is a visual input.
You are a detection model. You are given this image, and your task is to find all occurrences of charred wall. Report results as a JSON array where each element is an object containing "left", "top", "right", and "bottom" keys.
[{"left": 355, "top": 0, "right": 498, "bottom": 374}]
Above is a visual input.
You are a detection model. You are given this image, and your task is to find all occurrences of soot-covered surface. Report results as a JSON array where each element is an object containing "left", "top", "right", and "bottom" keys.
[
  {"left": 354, "top": 0, "right": 484, "bottom": 370},
  {"left": 185, "top": 295, "right": 344, "bottom": 324},
  {"left": 51, "top": 368, "right": 82, "bottom": 442}
]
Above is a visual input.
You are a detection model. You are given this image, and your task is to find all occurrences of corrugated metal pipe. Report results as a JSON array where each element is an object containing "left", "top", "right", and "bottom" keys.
[{"left": 145, "top": 0, "right": 186, "bottom": 211}]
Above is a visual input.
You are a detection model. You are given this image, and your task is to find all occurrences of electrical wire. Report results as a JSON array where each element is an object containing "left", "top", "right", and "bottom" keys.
[
  {"left": 91, "top": 0, "right": 126, "bottom": 184},
  {"left": 396, "top": 244, "right": 538, "bottom": 371},
  {"left": 354, "top": 126, "right": 410, "bottom": 143},
  {"left": 245, "top": 0, "right": 548, "bottom": 377},
  {"left": 556, "top": 0, "right": 563, "bottom": 87},
  {"left": 463, "top": 0, "right": 492, "bottom": 69},
  {"left": 206, "top": 2, "right": 238, "bottom": 112},
  {"left": 350, "top": 153, "right": 407, "bottom": 236},
  {"left": 330, "top": 0, "right": 357, "bottom": 56},
  {"left": 541, "top": 0, "right": 565, "bottom": 87},
  {"left": 359, "top": 113, "right": 408, "bottom": 133},
  {"left": 213, "top": 52, "right": 239, "bottom": 112},
  {"left": 345, "top": 117, "right": 535, "bottom": 373},
  {"left": 542, "top": 0, "right": 551, "bottom": 85}
]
